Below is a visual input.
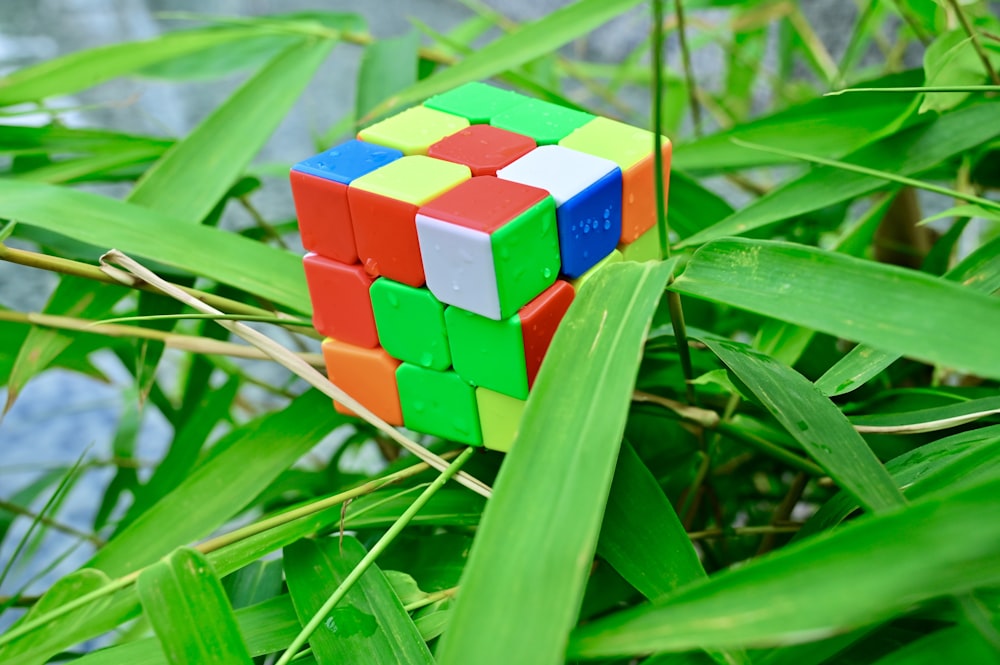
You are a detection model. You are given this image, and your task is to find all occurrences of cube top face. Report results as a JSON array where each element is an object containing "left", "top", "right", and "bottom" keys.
[
  {"left": 418, "top": 176, "right": 551, "bottom": 234},
  {"left": 423, "top": 82, "right": 526, "bottom": 123},
  {"left": 358, "top": 106, "right": 470, "bottom": 156},
  {"left": 559, "top": 117, "right": 662, "bottom": 171},
  {"left": 350, "top": 155, "right": 471, "bottom": 205},
  {"left": 370, "top": 279, "right": 451, "bottom": 371},
  {"left": 427, "top": 125, "right": 537, "bottom": 177},
  {"left": 497, "top": 145, "right": 619, "bottom": 206},
  {"left": 491, "top": 98, "right": 595, "bottom": 145},
  {"left": 291, "top": 139, "right": 403, "bottom": 184}
]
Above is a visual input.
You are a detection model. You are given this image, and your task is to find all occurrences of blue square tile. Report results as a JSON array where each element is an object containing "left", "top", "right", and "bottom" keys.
[
  {"left": 292, "top": 139, "right": 403, "bottom": 184},
  {"left": 556, "top": 168, "right": 623, "bottom": 278}
]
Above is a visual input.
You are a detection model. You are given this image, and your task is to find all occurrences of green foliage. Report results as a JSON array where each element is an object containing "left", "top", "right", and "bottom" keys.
[{"left": 1, "top": 2, "right": 999, "bottom": 664}]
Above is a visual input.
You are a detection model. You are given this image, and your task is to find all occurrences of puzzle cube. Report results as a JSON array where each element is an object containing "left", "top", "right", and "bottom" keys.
[
  {"left": 423, "top": 81, "right": 527, "bottom": 123},
  {"left": 291, "top": 81, "right": 673, "bottom": 453},
  {"left": 445, "top": 281, "right": 574, "bottom": 399},
  {"left": 291, "top": 140, "right": 402, "bottom": 263},
  {"left": 416, "top": 176, "right": 560, "bottom": 320},
  {"left": 559, "top": 116, "right": 673, "bottom": 243},
  {"left": 370, "top": 279, "right": 450, "bottom": 371},
  {"left": 322, "top": 338, "right": 403, "bottom": 425},
  {"left": 349, "top": 156, "right": 471, "bottom": 286},
  {"left": 397, "top": 364, "right": 482, "bottom": 445},
  {"left": 428, "top": 124, "right": 536, "bottom": 176},
  {"left": 498, "top": 145, "right": 622, "bottom": 279},
  {"left": 303, "top": 253, "right": 378, "bottom": 347},
  {"left": 491, "top": 98, "right": 595, "bottom": 145}
]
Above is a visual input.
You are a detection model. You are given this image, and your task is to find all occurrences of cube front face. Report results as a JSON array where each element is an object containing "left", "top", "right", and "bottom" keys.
[{"left": 290, "top": 82, "right": 672, "bottom": 452}]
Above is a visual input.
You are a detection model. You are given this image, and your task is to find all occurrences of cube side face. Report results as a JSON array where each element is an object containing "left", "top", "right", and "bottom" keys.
[
  {"left": 370, "top": 279, "right": 451, "bottom": 371},
  {"left": 396, "top": 364, "right": 482, "bottom": 445},
  {"left": 416, "top": 217, "right": 501, "bottom": 319},
  {"left": 620, "top": 144, "right": 672, "bottom": 243},
  {"left": 491, "top": 99, "right": 594, "bottom": 145},
  {"left": 358, "top": 106, "right": 470, "bottom": 156},
  {"left": 427, "top": 125, "right": 536, "bottom": 176},
  {"left": 476, "top": 387, "right": 526, "bottom": 453},
  {"left": 491, "top": 197, "right": 561, "bottom": 319},
  {"left": 322, "top": 339, "right": 402, "bottom": 425},
  {"left": 445, "top": 307, "right": 528, "bottom": 400},
  {"left": 555, "top": 168, "right": 623, "bottom": 278},
  {"left": 520, "top": 281, "right": 575, "bottom": 387},
  {"left": 290, "top": 171, "right": 356, "bottom": 263},
  {"left": 423, "top": 82, "right": 525, "bottom": 123},
  {"left": 303, "top": 254, "right": 378, "bottom": 347},
  {"left": 349, "top": 191, "right": 425, "bottom": 286}
]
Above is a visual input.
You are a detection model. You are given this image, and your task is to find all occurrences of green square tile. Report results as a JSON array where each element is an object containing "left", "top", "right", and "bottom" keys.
[
  {"left": 370, "top": 279, "right": 450, "bottom": 370},
  {"left": 491, "top": 98, "right": 595, "bottom": 145},
  {"left": 358, "top": 106, "right": 470, "bottom": 155},
  {"left": 350, "top": 155, "right": 470, "bottom": 205},
  {"left": 620, "top": 225, "right": 662, "bottom": 263},
  {"left": 397, "top": 364, "right": 482, "bottom": 445},
  {"left": 445, "top": 307, "right": 528, "bottom": 399},
  {"left": 493, "top": 197, "right": 561, "bottom": 319},
  {"left": 476, "top": 387, "right": 525, "bottom": 453},
  {"left": 558, "top": 116, "right": 657, "bottom": 170},
  {"left": 423, "top": 82, "right": 527, "bottom": 123}
]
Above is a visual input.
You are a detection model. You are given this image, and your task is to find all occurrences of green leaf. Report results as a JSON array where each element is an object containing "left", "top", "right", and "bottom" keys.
[
  {"left": 815, "top": 233, "right": 1000, "bottom": 396},
  {"left": 672, "top": 238, "right": 1000, "bottom": 382},
  {"left": 872, "top": 625, "right": 999, "bottom": 664},
  {"left": 284, "top": 536, "right": 433, "bottom": 665},
  {"left": 678, "top": 102, "right": 1000, "bottom": 247},
  {"left": 667, "top": 170, "right": 734, "bottom": 240},
  {"left": 703, "top": 338, "right": 904, "bottom": 513},
  {"left": 0, "top": 179, "right": 310, "bottom": 313},
  {"left": 222, "top": 559, "right": 284, "bottom": 610},
  {"left": 0, "top": 569, "right": 112, "bottom": 663},
  {"left": 920, "top": 31, "right": 994, "bottom": 113},
  {"left": 850, "top": 395, "right": 1000, "bottom": 434},
  {"left": 136, "top": 548, "right": 252, "bottom": 665},
  {"left": 567, "top": 473, "right": 1000, "bottom": 657},
  {"left": 673, "top": 69, "right": 921, "bottom": 172},
  {"left": 355, "top": 30, "right": 420, "bottom": 122},
  {"left": 369, "top": 0, "right": 646, "bottom": 116},
  {"left": 0, "top": 27, "right": 270, "bottom": 106},
  {"left": 4, "top": 276, "right": 123, "bottom": 413},
  {"left": 436, "top": 259, "right": 675, "bottom": 665},
  {"left": 129, "top": 37, "right": 335, "bottom": 224},
  {"left": 88, "top": 390, "right": 344, "bottom": 578}
]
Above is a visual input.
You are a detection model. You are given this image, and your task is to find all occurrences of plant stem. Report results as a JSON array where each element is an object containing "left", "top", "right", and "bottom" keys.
[
  {"left": 946, "top": 0, "right": 1000, "bottom": 86},
  {"left": 0, "top": 310, "right": 324, "bottom": 367},
  {"left": 687, "top": 524, "right": 801, "bottom": 540},
  {"left": 671, "top": 0, "right": 702, "bottom": 137},
  {"left": 275, "top": 447, "right": 476, "bottom": 665},
  {"left": 404, "top": 586, "right": 458, "bottom": 612},
  {"left": 0, "top": 243, "right": 290, "bottom": 320},
  {"left": 0, "top": 500, "right": 103, "bottom": 546}
]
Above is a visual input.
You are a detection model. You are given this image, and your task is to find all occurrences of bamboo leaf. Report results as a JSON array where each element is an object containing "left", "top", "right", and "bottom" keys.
[
  {"left": 703, "top": 338, "right": 904, "bottom": 513},
  {"left": 284, "top": 536, "right": 433, "bottom": 665},
  {"left": 0, "top": 27, "right": 274, "bottom": 105},
  {"left": 672, "top": 238, "right": 1000, "bottom": 382},
  {"left": 88, "top": 390, "right": 344, "bottom": 578},
  {"left": 850, "top": 395, "right": 1000, "bottom": 434},
  {"left": 567, "top": 474, "right": 1000, "bottom": 657},
  {"left": 129, "top": 37, "right": 335, "bottom": 224},
  {"left": 136, "top": 548, "right": 252, "bottom": 665},
  {"left": 369, "top": 0, "right": 646, "bottom": 116},
  {"left": 0, "top": 179, "right": 310, "bottom": 313},
  {"left": 815, "top": 234, "right": 1000, "bottom": 396},
  {"left": 436, "top": 259, "right": 675, "bottom": 665},
  {"left": 677, "top": 102, "right": 1000, "bottom": 247},
  {"left": 355, "top": 30, "right": 420, "bottom": 122}
]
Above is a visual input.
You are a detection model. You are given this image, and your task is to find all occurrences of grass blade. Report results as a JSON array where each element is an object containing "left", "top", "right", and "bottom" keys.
[
  {"left": 136, "top": 548, "right": 252, "bottom": 665},
  {"left": 436, "top": 259, "right": 675, "bottom": 665},
  {"left": 673, "top": 238, "right": 1000, "bottom": 382},
  {"left": 129, "top": 38, "right": 334, "bottom": 223},
  {"left": 568, "top": 473, "right": 1000, "bottom": 657},
  {"left": 284, "top": 536, "right": 433, "bottom": 664},
  {"left": 850, "top": 395, "right": 1000, "bottom": 434},
  {"left": 704, "top": 338, "right": 903, "bottom": 513},
  {"left": 0, "top": 179, "right": 310, "bottom": 313}
]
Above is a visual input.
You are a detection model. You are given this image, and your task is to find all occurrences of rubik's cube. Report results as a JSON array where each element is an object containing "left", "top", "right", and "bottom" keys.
[{"left": 290, "top": 82, "right": 671, "bottom": 452}]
